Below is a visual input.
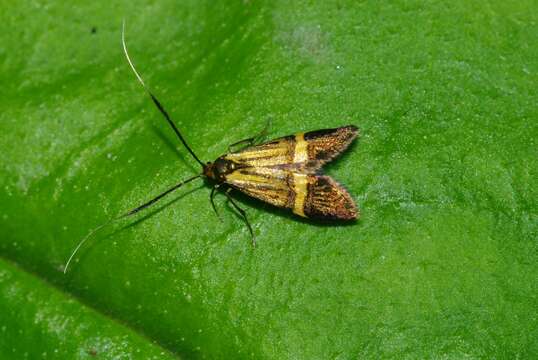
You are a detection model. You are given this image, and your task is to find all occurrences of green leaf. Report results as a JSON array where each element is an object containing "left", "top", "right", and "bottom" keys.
[
  {"left": 1, "top": 0, "right": 537, "bottom": 359},
  {"left": 0, "top": 258, "right": 176, "bottom": 358}
]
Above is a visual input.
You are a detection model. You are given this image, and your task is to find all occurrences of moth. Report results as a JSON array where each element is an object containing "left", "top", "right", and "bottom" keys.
[{"left": 63, "top": 23, "right": 359, "bottom": 273}]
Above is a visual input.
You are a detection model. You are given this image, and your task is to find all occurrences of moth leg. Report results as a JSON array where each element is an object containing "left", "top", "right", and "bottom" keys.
[
  {"left": 227, "top": 118, "right": 272, "bottom": 153},
  {"left": 209, "top": 185, "right": 223, "bottom": 222},
  {"left": 225, "top": 189, "right": 256, "bottom": 246},
  {"left": 227, "top": 137, "right": 256, "bottom": 153}
]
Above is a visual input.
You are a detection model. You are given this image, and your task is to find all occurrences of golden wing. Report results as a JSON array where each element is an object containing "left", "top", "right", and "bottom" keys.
[
  {"left": 224, "top": 125, "right": 358, "bottom": 168},
  {"left": 222, "top": 125, "right": 359, "bottom": 220},
  {"left": 224, "top": 168, "right": 357, "bottom": 220},
  {"left": 299, "top": 174, "right": 357, "bottom": 220}
]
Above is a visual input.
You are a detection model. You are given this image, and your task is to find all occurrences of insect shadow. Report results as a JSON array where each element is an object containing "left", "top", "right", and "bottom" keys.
[{"left": 151, "top": 124, "right": 199, "bottom": 174}]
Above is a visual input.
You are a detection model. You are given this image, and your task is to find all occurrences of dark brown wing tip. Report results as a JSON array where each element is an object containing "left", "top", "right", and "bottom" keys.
[
  {"left": 303, "top": 176, "right": 359, "bottom": 221},
  {"left": 338, "top": 195, "right": 359, "bottom": 220},
  {"left": 306, "top": 199, "right": 358, "bottom": 221},
  {"left": 344, "top": 125, "right": 360, "bottom": 139}
]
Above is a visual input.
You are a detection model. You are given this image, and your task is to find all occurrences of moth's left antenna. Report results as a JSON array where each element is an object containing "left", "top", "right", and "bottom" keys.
[
  {"left": 63, "top": 174, "right": 202, "bottom": 274},
  {"left": 121, "top": 20, "right": 205, "bottom": 167},
  {"left": 63, "top": 218, "right": 117, "bottom": 274}
]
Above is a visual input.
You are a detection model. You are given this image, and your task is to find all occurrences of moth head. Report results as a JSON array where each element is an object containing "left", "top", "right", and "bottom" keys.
[
  {"left": 202, "top": 162, "right": 215, "bottom": 179},
  {"left": 206, "top": 157, "right": 238, "bottom": 182}
]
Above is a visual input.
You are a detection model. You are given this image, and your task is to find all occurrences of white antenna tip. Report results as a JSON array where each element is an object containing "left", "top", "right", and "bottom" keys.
[{"left": 121, "top": 20, "right": 147, "bottom": 89}]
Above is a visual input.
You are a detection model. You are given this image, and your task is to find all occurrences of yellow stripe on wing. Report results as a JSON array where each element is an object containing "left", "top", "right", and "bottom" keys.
[
  {"left": 225, "top": 167, "right": 291, "bottom": 208},
  {"left": 293, "top": 132, "right": 308, "bottom": 164},
  {"left": 292, "top": 173, "right": 308, "bottom": 217},
  {"left": 224, "top": 139, "right": 293, "bottom": 167}
]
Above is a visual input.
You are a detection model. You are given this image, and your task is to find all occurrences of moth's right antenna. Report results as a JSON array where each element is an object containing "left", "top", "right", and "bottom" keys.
[{"left": 121, "top": 20, "right": 205, "bottom": 167}]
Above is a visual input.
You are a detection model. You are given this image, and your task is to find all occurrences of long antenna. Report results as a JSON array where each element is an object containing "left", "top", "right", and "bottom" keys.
[
  {"left": 64, "top": 174, "right": 202, "bottom": 274},
  {"left": 121, "top": 20, "right": 205, "bottom": 167}
]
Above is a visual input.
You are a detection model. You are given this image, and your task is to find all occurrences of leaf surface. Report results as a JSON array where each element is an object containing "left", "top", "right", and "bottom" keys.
[{"left": 1, "top": 0, "right": 537, "bottom": 358}]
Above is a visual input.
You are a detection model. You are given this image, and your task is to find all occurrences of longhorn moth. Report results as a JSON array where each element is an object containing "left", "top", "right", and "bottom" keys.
[{"left": 63, "top": 23, "right": 359, "bottom": 273}]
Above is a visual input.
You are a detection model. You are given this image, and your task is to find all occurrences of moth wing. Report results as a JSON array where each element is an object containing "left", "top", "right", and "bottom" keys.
[
  {"left": 224, "top": 125, "right": 359, "bottom": 168},
  {"left": 224, "top": 167, "right": 357, "bottom": 220},
  {"left": 300, "top": 175, "right": 358, "bottom": 220},
  {"left": 224, "top": 135, "right": 295, "bottom": 168},
  {"left": 222, "top": 125, "right": 358, "bottom": 219},
  {"left": 301, "top": 125, "right": 358, "bottom": 164},
  {"left": 224, "top": 167, "right": 294, "bottom": 209}
]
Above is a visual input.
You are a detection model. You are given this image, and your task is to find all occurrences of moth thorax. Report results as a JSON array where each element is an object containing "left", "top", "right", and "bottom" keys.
[{"left": 204, "top": 157, "right": 236, "bottom": 181}]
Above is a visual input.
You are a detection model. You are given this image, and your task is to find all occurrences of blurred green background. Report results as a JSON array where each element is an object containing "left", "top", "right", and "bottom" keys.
[{"left": 0, "top": 0, "right": 536, "bottom": 359}]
